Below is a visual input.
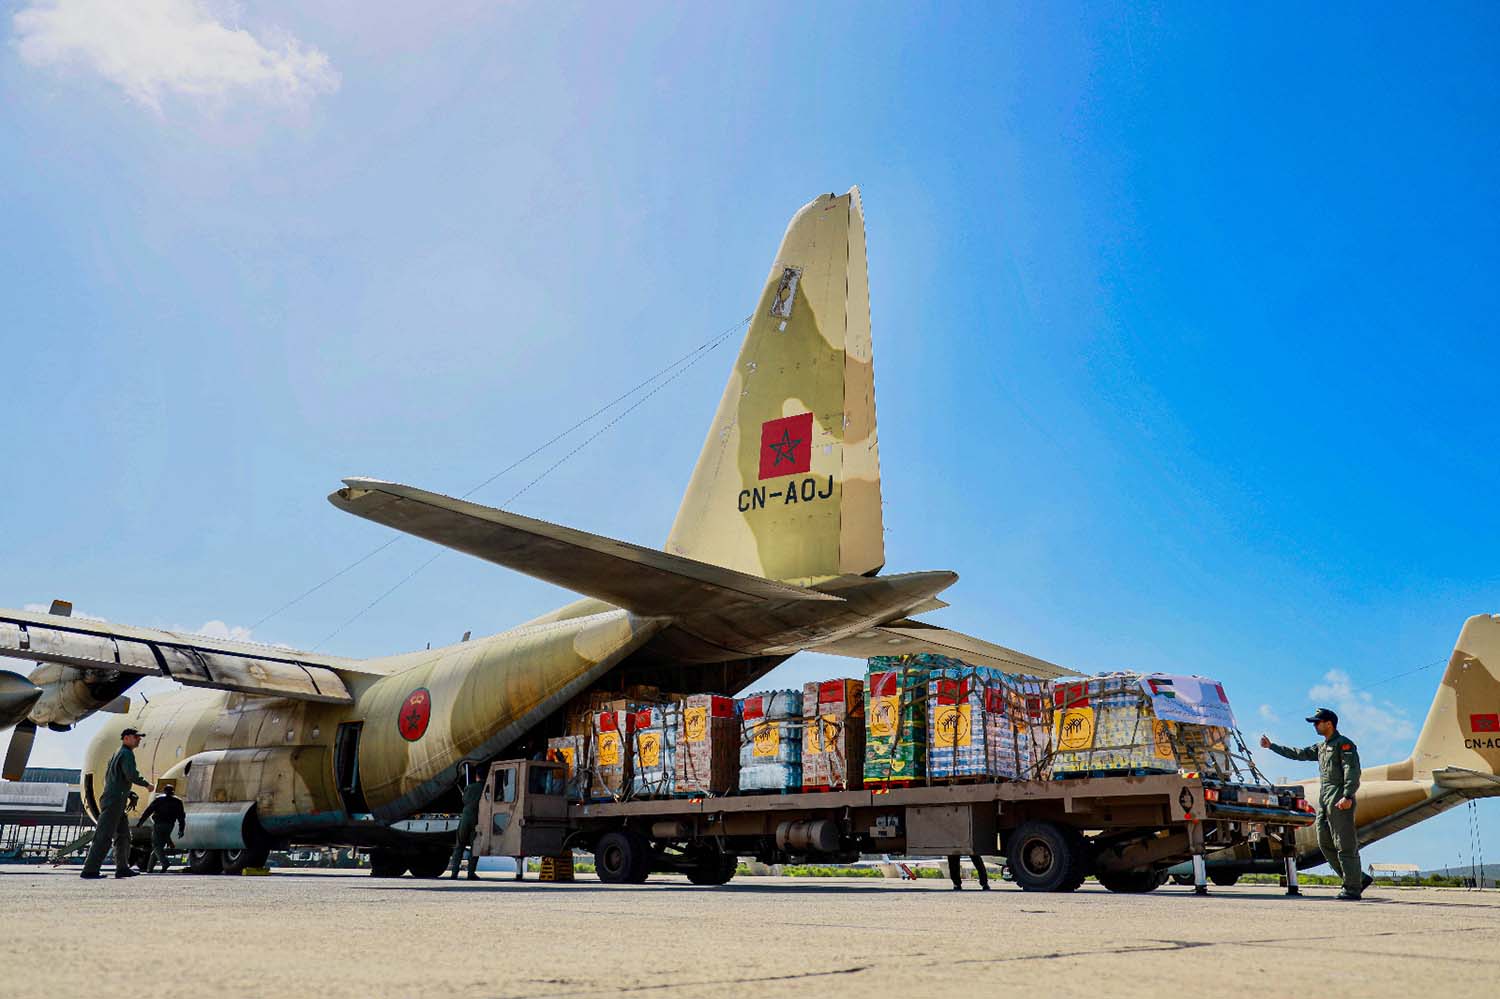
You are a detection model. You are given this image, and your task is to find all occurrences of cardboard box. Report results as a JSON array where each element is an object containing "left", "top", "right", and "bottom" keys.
[
  {"left": 802, "top": 679, "right": 865, "bottom": 790},
  {"left": 589, "top": 708, "right": 637, "bottom": 800},
  {"left": 674, "top": 694, "right": 739, "bottom": 796}
]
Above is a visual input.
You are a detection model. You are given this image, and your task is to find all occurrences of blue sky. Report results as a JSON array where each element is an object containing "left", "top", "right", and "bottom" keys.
[{"left": 2, "top": 2, "right": 1497, "bottom": 870}]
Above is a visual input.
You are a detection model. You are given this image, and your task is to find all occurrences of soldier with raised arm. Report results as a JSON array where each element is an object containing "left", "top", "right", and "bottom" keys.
[{"left": 1260, "top": 708, "right": 1370, "bottom": 900}]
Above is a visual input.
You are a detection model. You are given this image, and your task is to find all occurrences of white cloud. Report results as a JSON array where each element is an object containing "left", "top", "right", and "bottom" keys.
[
  {"left": 192, "top": 619, "right": 254, "bottom": 643},
  {"left": 1258, "top": 703, "right": 1279, "bottom": 724},
  {"left": 12, "top": 0, "right": 339, "bottom": 112},
  {"left": 1307, "top": 669, "right": 1416, "bottom": 747}
]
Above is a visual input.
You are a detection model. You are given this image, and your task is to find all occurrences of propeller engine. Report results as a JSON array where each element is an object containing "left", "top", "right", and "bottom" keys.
[{"left": 1, "top": 600, "right": 135, "bottom": 780}]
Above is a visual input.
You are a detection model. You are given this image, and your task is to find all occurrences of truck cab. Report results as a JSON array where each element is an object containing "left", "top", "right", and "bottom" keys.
[{"left": 473, "top": 760, "right": 570, "bottom": 859}]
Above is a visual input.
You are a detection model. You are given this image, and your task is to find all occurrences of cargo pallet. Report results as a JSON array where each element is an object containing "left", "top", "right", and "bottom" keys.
[
  {"left": 474, "top": 759, "right": 1315, "bottom": 896},
  {"left": 862, "top": 778, "right": 921, "bottom": 790}
]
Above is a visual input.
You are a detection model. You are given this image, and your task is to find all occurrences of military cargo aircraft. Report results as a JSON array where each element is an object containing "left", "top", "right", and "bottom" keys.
[
  {"left": 0, "top": 188, "right": 1072, "bottom": 876},
  {"left": 1179, "top": 614, "right": 1500, "bottom": 886}
]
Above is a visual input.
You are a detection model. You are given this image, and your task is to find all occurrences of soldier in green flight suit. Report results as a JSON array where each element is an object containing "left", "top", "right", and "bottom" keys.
[
  {"left": 447, "top": 762, "right": 487, "bottom": 880},
  {"left": 1261, "top": 708, "right": 1371, "bottom": 900},
  {"left": 80, "top": 728, "right": 155, "bottom": 880}
]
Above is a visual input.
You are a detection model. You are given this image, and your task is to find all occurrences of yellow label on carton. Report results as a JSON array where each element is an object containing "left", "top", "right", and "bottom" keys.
[
  {"left": 598, "top": 731, "right": 621, "bottom": 766},
  {"left": 933, "top": 704, "right": 972, "bottom": 748},
  {"left": 1056, "top": 706, "right": 1095, "bottom": 751},
  {"left": 1152, "top": 720, "right": 1176, "bottom": 761},
  {"left": 868, "top": 695, "right": 899, "bottom": 738},
  {"left": 752, "top": 721, "right": 780, "bottom": 758},
  {"left": 804, "top": 714, "right": 841, "bottom": 753},
  {"left": 638, "top": 731, "right": 661, "bottom": 768},
  {"left": 558, "top": 746, "right": 576, "bottom": 776},
  {"left": 683, "top": 706, "right": 707, "bottom": 743}
]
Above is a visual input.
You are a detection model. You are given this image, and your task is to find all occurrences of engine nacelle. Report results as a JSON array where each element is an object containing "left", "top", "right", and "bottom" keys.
[{"left": 24, "top": 663, "right": 138, "bottom": 729}]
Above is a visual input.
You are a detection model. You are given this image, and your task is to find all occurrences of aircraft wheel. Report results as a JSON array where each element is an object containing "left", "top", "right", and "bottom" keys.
[
  {"left": 595, "top": 831, "right": 649, "bottom": 884},
  {"left": 1209, "top": 870, "right": 1241, "bottom": 888},
  {"left": 1006, "top": 821, "right": 1087, "bottom": 893},
  {"left": 369, "top": 848, "right": 409, "bottom": 878},
  {"left": 1097, "top": 868, "right": 1164, "bottom": 893},
  {"left": 186, "top": 849, "right": 223, "bottom": 875},
  {"left": 406, "top": 852, "right": 449, "bottom": 879},
  {"left": 221, "top": 843, "right": 271, "bottom": 875}
]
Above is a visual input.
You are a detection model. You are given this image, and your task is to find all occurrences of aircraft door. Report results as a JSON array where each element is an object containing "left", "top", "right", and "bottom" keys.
[{"left": 333, "top": 722, "right": 369, "bottom": 816}]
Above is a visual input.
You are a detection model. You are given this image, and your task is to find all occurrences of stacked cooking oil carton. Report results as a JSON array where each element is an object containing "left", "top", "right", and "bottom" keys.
[
  {"left": 551, "top": 686, "right": 676, "bottom": 801},
  {"left": 739, "top": 689, "right": 803, "bottom": 792},
  {"left": 1046, "top": 672, "right": 1239, "bottom": 779},
  {"left": 588, "top": 700, "right": 639, "bottom": 800},
  {"left": 801, "top": 679, "right": 865, "bottom": 790},
  {"left": 986, "top": 677, "right": 1052, "bottom": 780},
  {"left": 675, "top": 694, "right": 740, "bottom": 796},
  {"left": 927, "top": 668, "right": 992, "bottom": 779},
  {"left": 630, "top": 702, "right": 682, "bottom": 799},
  {"left": 926, "top": 666, "right": 1053, "bottom": 781},
  {"left": 864, "top": 656, "right": 933, "bottom": 786}
]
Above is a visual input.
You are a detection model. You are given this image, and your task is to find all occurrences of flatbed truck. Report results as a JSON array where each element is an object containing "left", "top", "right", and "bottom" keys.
[{"left": 473, "top": 759, "right": 1316, "bottom": 894}]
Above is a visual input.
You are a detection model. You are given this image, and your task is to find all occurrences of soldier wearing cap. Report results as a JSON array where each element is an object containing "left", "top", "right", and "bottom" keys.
[
  {"left": 1260, "top": 708, "right": 1370, "bottom": 900},
  {"left": 80, "top": 727, "right": 154, "bottom": 880}
]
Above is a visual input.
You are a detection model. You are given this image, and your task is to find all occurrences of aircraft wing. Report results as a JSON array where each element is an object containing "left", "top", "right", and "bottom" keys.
[
  {"left": 329, "top": 478, "right": 843, "bottom": 616},
  {"left": 810, "top": 618, "right": 1078, "bottom": 678},
  {"left": 0, "top": 608, "right": 361, "bottom": 705}
]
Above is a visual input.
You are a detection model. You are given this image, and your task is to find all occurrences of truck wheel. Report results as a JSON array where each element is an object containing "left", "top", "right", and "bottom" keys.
[
  {"left": 595, "top": 831, "right": 649, "bottom": 884},
  {"left": 186, "top": 849, "right": 223, "bottom": 875},
  {"left": 406, "top": 853, "right": 449, "bottom": 879},
  {"left": 1096, "top": 869, "right": 1163, "bottom": 893},
  {"left": 369, "top": 848, "right": 409, "bottom": 878},
  {"left": 1006, "top": 821, "right": 1085, "bottom": 892},
  {"left": 1209, "top": 871, "right": 1241, "bottom": 888},
  {"left": 686, "top": 851, "right": 738, "bottom": 886},
  {"left": 221, "top": 843, "right": 271, "bottom": 875}
]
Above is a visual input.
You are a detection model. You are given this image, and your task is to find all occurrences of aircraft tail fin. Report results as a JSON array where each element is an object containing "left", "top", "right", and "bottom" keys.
[
  {"left": 1409, "top": 614, "right": 1500, "bottom": 778},
  {"left": 666, "top": 187, "right": 884, "bottom": 585}
]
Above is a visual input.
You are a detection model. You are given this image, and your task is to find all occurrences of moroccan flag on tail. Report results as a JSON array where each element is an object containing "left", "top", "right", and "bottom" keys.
[{"left": 759, "top": 412, "right": 813, "bottom": 480}]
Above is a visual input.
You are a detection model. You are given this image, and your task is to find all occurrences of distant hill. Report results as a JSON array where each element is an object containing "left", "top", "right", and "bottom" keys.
[{"left": 1418, "top": 863, "right": 1500, "bottom": 883}]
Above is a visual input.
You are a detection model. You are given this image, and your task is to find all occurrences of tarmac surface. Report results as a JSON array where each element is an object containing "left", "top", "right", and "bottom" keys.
[{"left": 4, "top": 865, "right": 1497, "bottom": 998}]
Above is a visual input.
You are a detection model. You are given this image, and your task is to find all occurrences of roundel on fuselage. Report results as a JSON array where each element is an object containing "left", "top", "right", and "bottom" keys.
[{"left": 398, "top": 688, "right": 431, "bottom": 742}]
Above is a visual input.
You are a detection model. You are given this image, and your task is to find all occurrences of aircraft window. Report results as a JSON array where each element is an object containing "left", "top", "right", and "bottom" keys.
[
  {"left": 529, "top": 767, "right": 564, "bottom": 796},
  {"left": 497, "top": 769, "right": 516, "bottom": 804}
]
